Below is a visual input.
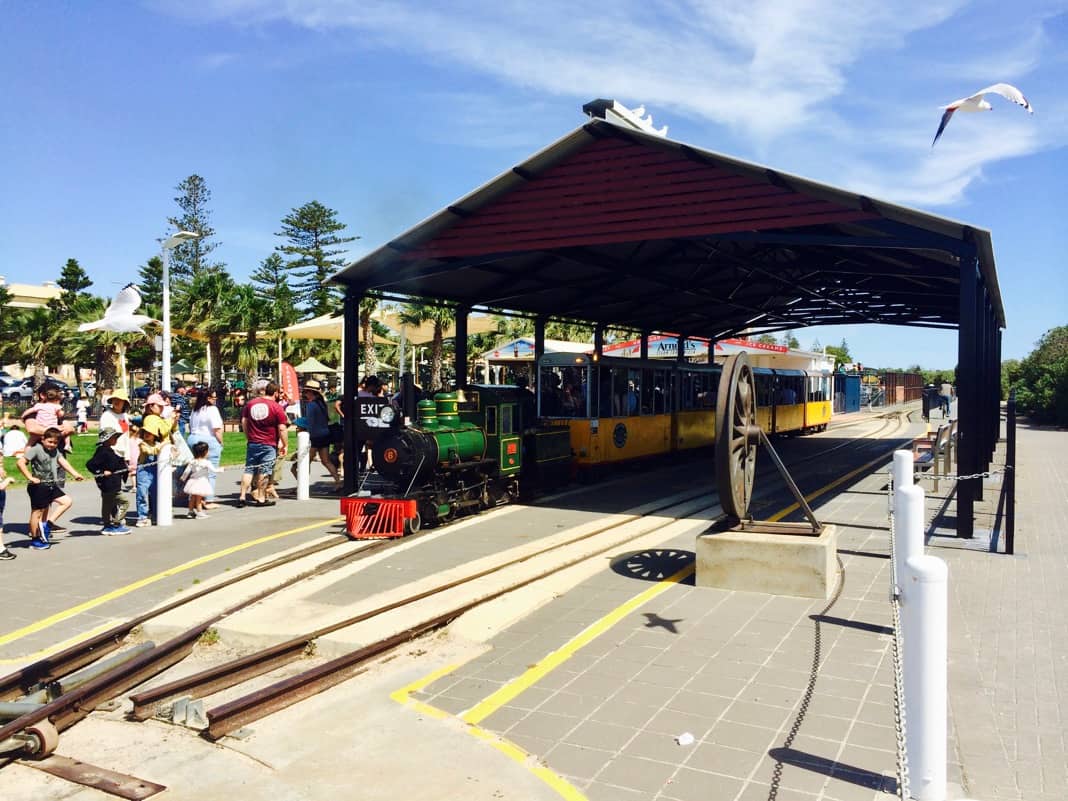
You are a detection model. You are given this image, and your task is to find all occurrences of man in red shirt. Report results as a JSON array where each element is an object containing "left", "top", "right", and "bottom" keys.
[{"left": 237, "top": 381, "right": 288, "bottom": 507}]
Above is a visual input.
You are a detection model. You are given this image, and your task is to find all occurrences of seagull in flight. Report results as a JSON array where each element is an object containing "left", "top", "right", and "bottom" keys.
[
  {"left": 932, "top": 83, "right": 1033, "bottom": 146},
  {"left": 77, "top": 283, "right": 157, "bottom": 335}
]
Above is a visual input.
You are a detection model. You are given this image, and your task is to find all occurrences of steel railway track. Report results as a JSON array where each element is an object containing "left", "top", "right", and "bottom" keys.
[{"left": 0, "top": 416, "right": 911, "bottom": 771}]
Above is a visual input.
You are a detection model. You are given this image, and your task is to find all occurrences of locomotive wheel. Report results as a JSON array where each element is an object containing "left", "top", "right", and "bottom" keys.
[
  {"left": 715, "top": 352, "right": 758, "bottom": 521},
  {"left": 23, "top": 719, "right": 59, "bottom": 759},
  {"left": 404, "top": 511, "right": 422, "bottom": 536}
]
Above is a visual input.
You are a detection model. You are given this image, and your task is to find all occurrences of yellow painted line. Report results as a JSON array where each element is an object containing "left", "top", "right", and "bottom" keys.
[
  {"left": 389, "top": 444, "right": 901, "bottom": 798},
  {"left": 390, "top": 663, "right": 460, "bottom": 720},
  {"left": 0, "top": 620, "right": 120, "bottom": 666},
  {"left": 767, "top": 444, "right": 901, "bottom": 522},
  {"left": 393, "top": 664, "right": 587, "bottom": 800},
  {"left": 461, "top": 562, "right": 695, "bottom": 725},
  {"left": 0, "top": 516, "right": 343, "bottom": 648}
]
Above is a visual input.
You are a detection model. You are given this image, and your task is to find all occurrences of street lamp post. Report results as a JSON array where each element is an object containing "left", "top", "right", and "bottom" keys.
[
  {"left": 158, "top": 230, "right": 199, "bottom": 528},
  {"left": 160, "top": 231, "right": 199, "bottom": 395}
]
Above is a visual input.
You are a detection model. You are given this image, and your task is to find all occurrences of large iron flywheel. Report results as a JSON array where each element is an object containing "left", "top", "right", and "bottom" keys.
[{"left": 715, "top": 352, "right": 758, "bottom": 520}]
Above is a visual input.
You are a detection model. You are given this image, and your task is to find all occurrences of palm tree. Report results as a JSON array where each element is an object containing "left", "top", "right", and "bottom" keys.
[
  {"left": 359, "top": 293, "right": 379, "bottom": 379},
  {"left": 398, "top": 301, "right": 454, "bottom": 391},
  {"left": 11, "top": 308, "right": 57, "bottom": 385},
  {"left": 225, "top": 284, "right": 270, "bottom": 382},
  {"left": 173, "top": 269, "right": 239, "bottom": 390}
]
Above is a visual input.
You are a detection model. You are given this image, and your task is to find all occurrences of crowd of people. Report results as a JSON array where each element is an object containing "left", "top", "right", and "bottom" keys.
[{"left": 0, "top": 375, "right": 351, "bottom": 558}]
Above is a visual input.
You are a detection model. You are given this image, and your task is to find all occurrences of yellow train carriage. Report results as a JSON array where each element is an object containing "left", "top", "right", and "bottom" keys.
[
  {"left": 537, "top": 354, "right": 832, "bottom": 475},
  {"left": 537, "top": 353, "right": 719, "bottom": 473}
]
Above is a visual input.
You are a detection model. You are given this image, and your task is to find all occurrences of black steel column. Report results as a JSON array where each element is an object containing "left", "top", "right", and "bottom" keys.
[
  {"left": 957, "top": 253, "right": 978, "bottom": 537},
  {"left": 640, "top": 331, "right": 648, "bottom": 360},
  {"left": 1006, "top": 389, "right": 1016, "bottom": 555},
  {"left": 454, "top": 305, "right": 469, "bottom": 389},
  {"left": 594, "top": 325, "right": 605, "bottom": 357},
  {"left": 342, "top": 289, "right": 361, "bottom": 495},
  {"left": 989, "top": 301, "right": 1000, "bottom": 463},
  {"left": 974, "top": 283, "right": 987, "bottom": 502},
  {"left": 534, "top": 316, "right": 546, "bottom": 403}
]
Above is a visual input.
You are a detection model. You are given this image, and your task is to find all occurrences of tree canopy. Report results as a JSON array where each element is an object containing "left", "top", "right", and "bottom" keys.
[
  {"left": 1009, "top": 325, "right": 1068, "bottom": 425},
  {"left": 275, "top": 201, "right": 357, "bottom": 316}
]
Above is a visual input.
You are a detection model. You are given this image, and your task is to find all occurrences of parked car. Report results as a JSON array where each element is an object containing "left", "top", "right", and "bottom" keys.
[
  {"left": 1, "top": 378, "right": 35, "bottom": 401},
  {"left": 0, "top": 376, "right": 73, "bottom": 402}
]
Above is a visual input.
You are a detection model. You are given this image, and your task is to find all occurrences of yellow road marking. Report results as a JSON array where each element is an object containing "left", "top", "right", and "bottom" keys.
[
  {"left": 392, "top": 445, "right": 901, "bottom": 798},
  {"left": 0, "top": 517, "right": 343, "bottom": 648},
  {"left": 767, "top": 445, "right": 900, "bottom": 522},
  {"left": 392, "top": 665, "right": 588, "bottom": 801},
  {"left": 0, "top": 620, "right": 120, "bottom": 666},
  {"left": 461, "top": 562, "right": 695, "bottom": 725}
]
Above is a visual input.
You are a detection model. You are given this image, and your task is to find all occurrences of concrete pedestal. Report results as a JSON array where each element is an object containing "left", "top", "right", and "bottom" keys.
[{"left": 695, "top": 522, "right": 838, "bottom": 600}]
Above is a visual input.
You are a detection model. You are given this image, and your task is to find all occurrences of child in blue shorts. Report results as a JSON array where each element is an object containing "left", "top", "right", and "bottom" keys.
[{"left": 16, "top": 427, "right": 85, "bottom": 549}]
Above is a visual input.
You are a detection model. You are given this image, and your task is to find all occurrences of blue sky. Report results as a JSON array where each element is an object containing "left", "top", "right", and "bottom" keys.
[{"left": 1, "top": 1, "right": 1064, "bottom": 369}]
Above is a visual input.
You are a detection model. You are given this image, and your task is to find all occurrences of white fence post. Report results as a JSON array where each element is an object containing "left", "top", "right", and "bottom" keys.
[
  {"left": 156, "top": 443, "right": 173, "bottom": 526},
  {"left": 903, "top": 553, "right": 948, "bottom": 801},
  {"left": 296, "top": 431, "right": 310, "bottom": 501},
  {"left": 894, "top": 474, "right": 924, "bottom": 601},
  {"left": 892, "top": 449, "right": 914, "bottom": 498}
]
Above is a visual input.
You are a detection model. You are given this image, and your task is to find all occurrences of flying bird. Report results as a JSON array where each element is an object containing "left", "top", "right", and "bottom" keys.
[
  {"left": 77, "top": 283, "right": 157, "bottom": 335},
  {"left": 932, "top": 83, "right": 1033, "bottom": 146}
]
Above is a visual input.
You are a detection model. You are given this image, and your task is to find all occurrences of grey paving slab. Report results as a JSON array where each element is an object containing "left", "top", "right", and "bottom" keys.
[{"left": 0, "top": 468, "right": 347, "bottom": 659}]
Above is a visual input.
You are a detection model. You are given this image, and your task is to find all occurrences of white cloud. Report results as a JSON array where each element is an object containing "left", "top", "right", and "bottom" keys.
[
  {"left": 197, "top": 51, "right": 239, "bottom": 70},
  {"left": 168, "top": 0, "right": 1064, "bottom": 206}
]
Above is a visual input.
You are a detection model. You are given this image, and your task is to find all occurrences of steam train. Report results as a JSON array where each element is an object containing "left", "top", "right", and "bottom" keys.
[{"left": 342, "top": 353, "right": 833, "bottom": 537}]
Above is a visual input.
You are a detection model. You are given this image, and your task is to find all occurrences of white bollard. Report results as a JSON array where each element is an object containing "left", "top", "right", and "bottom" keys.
[
  {"left": 892, "top": 450, "right": 914, "bottom": 504},
  {"left": 296, "top": 431, "right": 310, "bottom": 501},
  {"left": 894, "top": 482, "right": 925, "bottom": 600},
  {"left": 156, "top": 443, "right": 173, "bottom": 527},
  {"left": 902, "top": 553, "right": 948, "bottom": 801}
]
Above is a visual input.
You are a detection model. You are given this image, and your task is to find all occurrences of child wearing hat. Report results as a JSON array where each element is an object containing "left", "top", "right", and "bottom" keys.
[
  {"left": 99, "top": 389, "right": 134, "bottom": 490},
  {"left": 134, "top": 411, "right": 173, "bottom": 527},
  {"left": 85, "top": 427, "right": 131, "bottom": 535}
]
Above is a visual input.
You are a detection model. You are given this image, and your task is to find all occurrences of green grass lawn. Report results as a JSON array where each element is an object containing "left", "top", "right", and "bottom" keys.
[{"left": 2, "top": 430, "right": 298, "bottom": 486}]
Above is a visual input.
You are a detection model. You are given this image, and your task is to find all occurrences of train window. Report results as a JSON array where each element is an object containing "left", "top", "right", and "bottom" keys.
[
  {"left": 501, "top": 404, "right": 515, "bottom": 435},
  {"left": 595, "top": 367, "right": 612, "bottom": 417},
  {"left": 681, "top": 370, "right": 695, "bottom": 410},
  {"left": 755, "top": 372, "right": 775, "bottom": 407},
  {"left": 626, "top": 369, "right": 641, "bottom": 416},
  {"left": 698, "top": 371, "right": 717, "bottom": 408},
  {"left": 778, "top": 375, "right": 803, "bottom": 405},
  {"left": 807, "top": 375, "right": 828, "bottom": 402},
  {"left": 538, "top": 364, "right": 589, "bottom": 417},
  {"left": 653, "top": 369, "right": 668, "bottom": 413},
  {"left": 640, "top": 368, "right": 654, "bottom": 414},
  {"left": 485, "top": 405, "right": 498, "bottom": 435}
]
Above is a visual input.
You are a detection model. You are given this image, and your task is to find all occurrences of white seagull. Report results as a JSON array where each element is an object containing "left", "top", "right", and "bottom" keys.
[
  {"left": 77, "top": 283, "right": 157, "bottom": 335},
  {"left": 932, "top": 83, "right": 1033, "bottom": 146}
]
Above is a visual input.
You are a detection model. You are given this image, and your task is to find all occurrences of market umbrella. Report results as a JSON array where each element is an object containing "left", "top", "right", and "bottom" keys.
[
  {"left": 171, "top": 358, "right": 198, "bottom": 374},
  {"left": 292, "top": 356, "right": 336, "bottom": 374}
]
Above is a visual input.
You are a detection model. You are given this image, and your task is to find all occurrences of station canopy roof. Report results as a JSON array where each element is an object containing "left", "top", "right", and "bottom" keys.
[{"left": 332, "top": 105, "right": 1005, "bottom": 341}]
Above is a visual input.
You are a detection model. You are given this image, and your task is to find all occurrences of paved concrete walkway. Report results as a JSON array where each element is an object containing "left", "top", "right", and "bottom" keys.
[{"left": 1, "top": 406, "right": 1060, "bottom": 801}]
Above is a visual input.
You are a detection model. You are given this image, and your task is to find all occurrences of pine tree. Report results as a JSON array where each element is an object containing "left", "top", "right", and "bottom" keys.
[
  {"left": 138, "top": 256, "right": 164, "bottom": 309},
  {"left": 167, "top": 174, "right": 222, "bottom": 280},
  {"left": 250, "top": 252, "right": 300, "bottom": 328},
  {"left": 47, "top": 258, "right": 93, "bottom": 319},
  {"left": 275, "top": 201, "right": 357, "bottom": 316}
]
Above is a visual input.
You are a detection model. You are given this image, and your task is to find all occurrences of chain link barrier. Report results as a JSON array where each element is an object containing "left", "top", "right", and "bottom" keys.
[
  {"left": 887, "top": 471, "right": 911, "bottom": 801},
  {"left": 766, "top": 557, "right": 846, "bottom": 801},
  {"left": 914, "top": 467, "right": 1007, "bottom": 483}
]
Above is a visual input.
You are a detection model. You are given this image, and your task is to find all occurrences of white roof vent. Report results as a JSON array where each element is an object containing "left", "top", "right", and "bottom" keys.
[{"left": 582, "top": 99, "right": 668, "bottom": 137}]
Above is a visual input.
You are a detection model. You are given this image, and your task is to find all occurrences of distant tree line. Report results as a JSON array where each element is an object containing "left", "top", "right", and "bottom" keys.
[{"left": 1006, "top": 326, "right": 1068, "bottom": 426}]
